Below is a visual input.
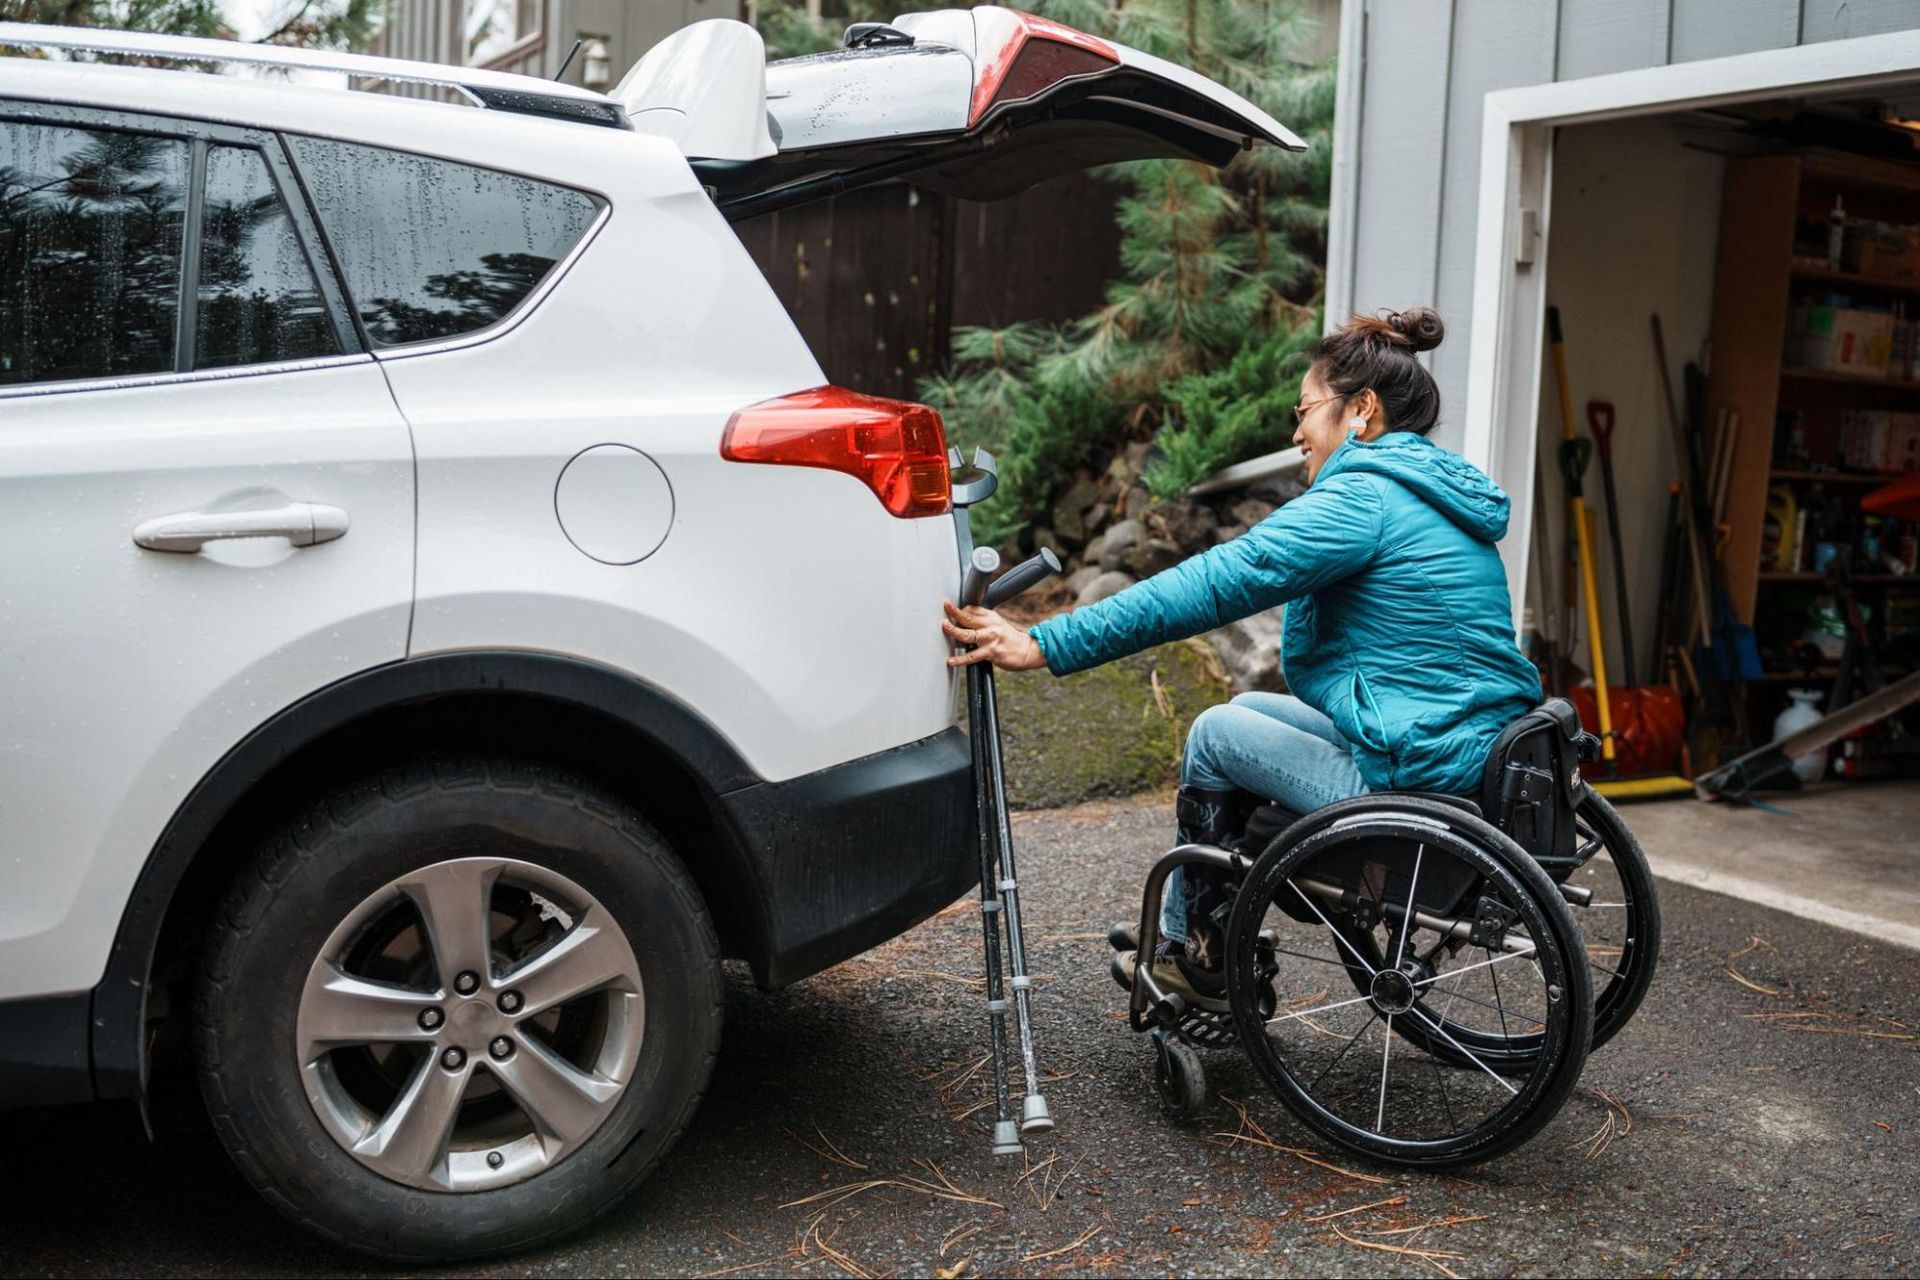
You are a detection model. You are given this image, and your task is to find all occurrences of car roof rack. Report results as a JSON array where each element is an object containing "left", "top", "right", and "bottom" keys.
[{"left": 0, "top": 22, "right": 630, "bottom": 128}]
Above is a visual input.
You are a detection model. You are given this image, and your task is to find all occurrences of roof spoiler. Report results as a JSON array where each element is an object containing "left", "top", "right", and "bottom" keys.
[{"left": 613, "top": 20, "right": 776, "bottom": 161}]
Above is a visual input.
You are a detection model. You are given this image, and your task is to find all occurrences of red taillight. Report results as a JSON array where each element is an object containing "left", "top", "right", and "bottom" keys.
[
  {"left": 970, "top": 8, "right": 1119, "bottom": 126},
  {"left": 721, "top": 386, "right": 953, "bottom": 519}
]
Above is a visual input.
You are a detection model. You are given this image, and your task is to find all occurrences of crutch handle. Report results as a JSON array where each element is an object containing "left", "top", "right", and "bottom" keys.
[
  {"left": 984, "top": 548, "right": 1062, "bottom": 610},
  {"left": 960, "top": 546, "right": 1000, "bottom": 606}
]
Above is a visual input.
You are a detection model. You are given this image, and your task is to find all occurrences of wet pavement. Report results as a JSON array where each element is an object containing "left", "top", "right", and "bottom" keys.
[{"left": 11, "top": 792, "right": 1918, "bottom": 1278}]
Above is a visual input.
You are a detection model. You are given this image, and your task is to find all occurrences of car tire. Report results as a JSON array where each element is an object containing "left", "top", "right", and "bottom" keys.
[{"left": 196, "top": 757, "right": 723, "bottom": 1260}]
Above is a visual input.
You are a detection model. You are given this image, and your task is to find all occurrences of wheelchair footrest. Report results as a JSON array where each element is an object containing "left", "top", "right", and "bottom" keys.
[{"left": 1176, "top": 1006, "right": 1239, "bottom": 1049}]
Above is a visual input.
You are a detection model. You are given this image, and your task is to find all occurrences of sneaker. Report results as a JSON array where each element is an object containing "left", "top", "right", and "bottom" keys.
[{"left": 1113, "top": 944, "right": 1223, "bottom": 1004}]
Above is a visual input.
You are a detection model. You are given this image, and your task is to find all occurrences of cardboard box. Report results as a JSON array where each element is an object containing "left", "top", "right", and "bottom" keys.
[
  {"left": 1855, "top": 239, "right": 1920, "bottom": 282},
  {"left": 1796, "top": 305, "right": 1893, "bottom": 376}
]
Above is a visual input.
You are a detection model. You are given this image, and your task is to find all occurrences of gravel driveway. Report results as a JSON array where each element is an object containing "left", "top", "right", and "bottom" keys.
[{"left": 14, "top": 793, "right": 1918, "bottom": 1277}]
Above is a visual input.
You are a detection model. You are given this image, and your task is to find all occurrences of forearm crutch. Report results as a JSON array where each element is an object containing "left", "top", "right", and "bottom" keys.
[{"left": 950, "top": 448, "right": 1058, "bottom": 1154}]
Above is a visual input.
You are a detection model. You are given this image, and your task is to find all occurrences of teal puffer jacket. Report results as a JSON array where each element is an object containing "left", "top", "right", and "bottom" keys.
[{"left": 1029, "top": 431, "right": 1542, "bottom": 793}]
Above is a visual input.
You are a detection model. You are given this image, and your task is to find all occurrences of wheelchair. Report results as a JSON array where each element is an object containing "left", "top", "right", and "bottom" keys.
[{"left": 1108, "top": 698, "right": 1661, "bottom": 1168}]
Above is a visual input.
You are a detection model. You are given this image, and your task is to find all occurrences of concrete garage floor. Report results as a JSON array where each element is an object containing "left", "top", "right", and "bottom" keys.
[
  {"left": 1627, "top": 780, "right": 1920, "bottom": 952},
  {"left": 11, "top": 788, "right": 1918, "bottom": 1277}
]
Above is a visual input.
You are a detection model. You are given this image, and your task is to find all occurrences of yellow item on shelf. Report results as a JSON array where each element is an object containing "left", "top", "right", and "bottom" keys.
[{"left": 1765, "top": 486, "right": 1798, "bottom": 571}]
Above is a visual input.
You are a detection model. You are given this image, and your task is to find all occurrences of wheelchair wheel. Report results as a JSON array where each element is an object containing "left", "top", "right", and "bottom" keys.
[
  {"left": 1153, "top": 1029, "right": 1207, "bottom": 1118},
  {"left": 1355, "top": 791, "right": 1660, "bottom": 1070},
  {"left": 1223, "top": 797, "right": 1592, "bottom": 1168},
  {"left": 1563, "top": 792, "right": 1660, "bottom": 1053}
]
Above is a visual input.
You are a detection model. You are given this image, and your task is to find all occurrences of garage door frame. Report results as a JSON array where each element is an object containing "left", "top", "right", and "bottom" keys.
[{"left": 1462, "top": 29, "right": 1920, "bottom": 621}]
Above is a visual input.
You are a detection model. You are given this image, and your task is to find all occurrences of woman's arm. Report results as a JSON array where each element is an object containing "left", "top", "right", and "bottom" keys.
[{"left": 1026, "top": 472, "right": 1386, "bottom": 675}]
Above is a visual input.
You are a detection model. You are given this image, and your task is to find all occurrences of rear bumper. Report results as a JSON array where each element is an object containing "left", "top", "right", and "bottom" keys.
[
  {"left": 0, "top": 993, "right": 92, "bottom": 1108},
  {"left": 720, "top": 725, "right": 978, "bottom": 989}
]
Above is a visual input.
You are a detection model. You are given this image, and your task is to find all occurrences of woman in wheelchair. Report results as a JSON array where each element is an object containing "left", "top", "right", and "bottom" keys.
[{"left": 942, "top": 307, "right": 1542, "bottom": 1001}]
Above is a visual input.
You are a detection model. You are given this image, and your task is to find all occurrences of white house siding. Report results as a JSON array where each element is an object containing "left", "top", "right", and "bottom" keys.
[{"left": 1331, "top": 0, "right": 1920, "bottom": 458}]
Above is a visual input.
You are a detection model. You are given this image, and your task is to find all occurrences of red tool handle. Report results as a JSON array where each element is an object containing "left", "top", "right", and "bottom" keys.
[{"left": 1587, "top": 400, "right": 1616, "bottom": 460}]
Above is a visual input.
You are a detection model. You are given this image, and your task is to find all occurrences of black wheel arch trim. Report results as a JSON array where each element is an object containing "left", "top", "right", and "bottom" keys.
[{"left": 90, "top": 651, "right": 772, "bottom": 1103}]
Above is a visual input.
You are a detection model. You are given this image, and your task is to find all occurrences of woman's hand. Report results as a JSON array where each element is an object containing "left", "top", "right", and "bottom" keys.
[{"left": 942, "top": 599, "right": 1048, "bottom": 671}]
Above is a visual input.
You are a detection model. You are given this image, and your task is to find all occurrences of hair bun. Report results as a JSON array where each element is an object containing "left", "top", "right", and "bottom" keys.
[{"left": 1387, "top": 306, "right": 1445, "bottom": 353}]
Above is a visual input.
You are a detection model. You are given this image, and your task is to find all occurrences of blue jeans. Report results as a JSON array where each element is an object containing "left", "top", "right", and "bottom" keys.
[{"left": 1162, "top": 693, "right": 1371, "bottom": 944}]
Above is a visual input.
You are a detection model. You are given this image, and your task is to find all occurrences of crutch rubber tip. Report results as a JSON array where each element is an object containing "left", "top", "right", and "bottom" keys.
[
  {"left": 991, "top": 1120, "right": 1023, "bottom": 1155},
  {"left": 1020, "top": 1095, "right": 1053, "bottom": 1133}
]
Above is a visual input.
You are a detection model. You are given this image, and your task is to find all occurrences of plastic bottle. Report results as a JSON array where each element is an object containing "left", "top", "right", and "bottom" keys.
[
  {"left": 1774, "top": 689, "right": 1827, "bottom": 783},
  {"left": 1828, "top": 194, "right": 1847, "bottom": 270}
]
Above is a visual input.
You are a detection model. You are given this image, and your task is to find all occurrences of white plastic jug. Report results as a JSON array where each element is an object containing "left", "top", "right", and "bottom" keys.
[{"left": 1774, "top": 689, "right": 1827, "bottom": 783}]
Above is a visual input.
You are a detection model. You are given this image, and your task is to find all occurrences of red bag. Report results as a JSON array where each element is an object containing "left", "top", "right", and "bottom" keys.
[{"left": 1569, "top": 686, "right": 1686, "bottom": 778}]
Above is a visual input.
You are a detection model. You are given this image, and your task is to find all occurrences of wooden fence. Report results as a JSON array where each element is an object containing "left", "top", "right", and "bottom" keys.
[{"left": 734, "top": 171, "right": 1124, "bottom": 399}]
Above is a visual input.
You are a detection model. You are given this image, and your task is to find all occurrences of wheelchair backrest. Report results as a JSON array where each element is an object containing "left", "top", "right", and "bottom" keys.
[{"left": 1479, "top": 698, "right": 1596, "bottom": 871}]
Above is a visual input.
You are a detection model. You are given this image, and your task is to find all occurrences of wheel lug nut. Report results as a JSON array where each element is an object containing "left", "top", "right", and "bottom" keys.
[
  {"left": 489, "top": 1036, "right": 513, "bottom": 1060},
  {"left": 498, "top": 990, "right": 523, "bottom": 1014},
  {"left": 454, "top": 971, "right": 480, "bottom": 995},
  {"left": 441, "top": 1047, "right": 466, "bottom": 1070},
  {"left": 418, "top": 1007, "right": 444, "bottom": 1030}
]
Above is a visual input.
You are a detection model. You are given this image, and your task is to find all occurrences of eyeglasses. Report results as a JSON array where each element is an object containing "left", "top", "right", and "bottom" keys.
[{"left": 1292, "top": 394, "right": 1343, "bottom": 424}]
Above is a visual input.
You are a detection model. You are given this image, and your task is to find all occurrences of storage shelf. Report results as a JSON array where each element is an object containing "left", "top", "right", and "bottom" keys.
[
  {"left": 1780, "top": 367, "right": 1920, "bottom": 391},
  {"left": 1792, "top": 264, "right": 1920, "bottom": 294},
  {"left": 1768, "top": 469, "right": 1903, "bottom": 485}
]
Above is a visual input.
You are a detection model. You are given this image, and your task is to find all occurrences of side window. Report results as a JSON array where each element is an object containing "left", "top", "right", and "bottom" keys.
[
  {"left": 287, "top": 136, "right": 598, "bottom": 347},
  {"left": 0, "top": 120, "right": 188, "bottom": 387},
  {"left": 195, "top": 145, "right": 339, "bottom": 369}
]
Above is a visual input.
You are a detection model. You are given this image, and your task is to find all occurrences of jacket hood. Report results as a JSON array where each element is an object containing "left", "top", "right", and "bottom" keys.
[{"left": 1319, "top": 431, "right": 1510, "bottom": 543}]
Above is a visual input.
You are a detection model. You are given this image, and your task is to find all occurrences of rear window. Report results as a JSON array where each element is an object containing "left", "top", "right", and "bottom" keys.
[{"left": 287, "top": 136, "right": 599, "bottom": 348}]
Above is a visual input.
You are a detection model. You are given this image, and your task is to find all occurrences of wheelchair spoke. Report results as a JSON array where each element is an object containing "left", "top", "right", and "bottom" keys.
[
  {"left": 1487, "top": 948, "right": 1512, "bottom": 1039},
  {"left": 1375, "top": 1013, "right": 1394, "bottom": 1133},
  {"left": 1413, "top": 945, "right": 1535, "bottom": 989},
  {"left": 1392, "top": 844, "right": 1424, "bottom": 971},
  {"left": 1305, "top": 1011, "right": 1378, "bottom": 1093},
  {"left": 1405, "top": 1006, "right": 1521, "bottom": 1097},
  {"left": 1269, "top": 944, "right": 1352, "bottom": 970},
  {"left": 1266, "top": 990, "right": 1377, "bottom": 1026},
  {"left": 1419, "top": 984, "right": 1545, "bottom": 1029},
  {"left": 1429, "top": 986, "right": 1461, "bottom": 1132},
  {"left": 1286, "top": 879, "right": 1377, "bottom": 976}
]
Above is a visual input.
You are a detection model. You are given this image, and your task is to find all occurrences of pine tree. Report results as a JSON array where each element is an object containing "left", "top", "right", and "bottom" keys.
[{"left": 918, "top": 0, "right": 1336, "bottom": 544}]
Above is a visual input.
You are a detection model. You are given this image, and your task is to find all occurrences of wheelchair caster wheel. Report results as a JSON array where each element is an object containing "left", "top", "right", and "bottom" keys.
[{"left": 1152, "top": 1030, "right": 1206, "bottom": 1118}]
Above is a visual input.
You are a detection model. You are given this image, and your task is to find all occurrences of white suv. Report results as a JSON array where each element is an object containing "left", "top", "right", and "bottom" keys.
[{"left": 0, "top": 12, "right": 1298, "bottom": 1258}]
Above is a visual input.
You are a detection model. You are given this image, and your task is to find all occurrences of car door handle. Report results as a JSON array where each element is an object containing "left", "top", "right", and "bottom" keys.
[{"left": 133, "top": 502, "right": 350, "bottom": 552}]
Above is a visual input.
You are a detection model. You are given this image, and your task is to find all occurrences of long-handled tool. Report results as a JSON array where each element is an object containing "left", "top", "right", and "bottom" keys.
[
  {"left": 1547, "top": 308, "right": 1616, "bottom": 769},
  {"left": 1651, "top": 316, "right": 1732, "bottom": 772},
  {"left": 1586, "top": 401, "right": 1636, "bottom": 689},
  {"left": 950, "top": 447, "right": 1058, "bottom": 1155},
  {"left": 1697, "top": 669, "right": 1920, "bottom": 799}
]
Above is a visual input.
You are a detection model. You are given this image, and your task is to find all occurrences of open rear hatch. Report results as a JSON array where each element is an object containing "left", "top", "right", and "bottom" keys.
[{"left": 616, "top": 7, "right": 1305, "bottom": 220}]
